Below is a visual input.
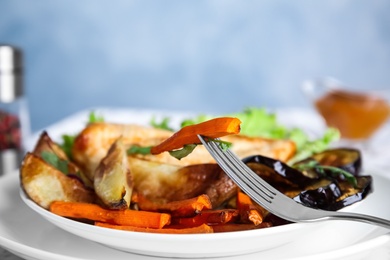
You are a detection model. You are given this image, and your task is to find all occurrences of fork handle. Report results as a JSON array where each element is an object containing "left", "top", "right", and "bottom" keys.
[{"left": 322, "top": 211, "right": 390, "bottom": 229}]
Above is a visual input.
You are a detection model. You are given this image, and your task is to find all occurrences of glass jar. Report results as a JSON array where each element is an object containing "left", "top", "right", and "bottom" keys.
[{"left": 0, "top": 44, "right": 30, "bottom": 175}]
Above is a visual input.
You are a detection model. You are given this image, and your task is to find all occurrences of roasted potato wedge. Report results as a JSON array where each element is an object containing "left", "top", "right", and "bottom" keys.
[
  {"left": 33, "top": 131, "right": 69, "bottom": 160},
  {"left": 33, "top": 131, "right": 93, "bottom": 188},
  {"left": 128, "top": 157, "right": 236, "bottom": 208},
  {"left": 20, "top": 152, "right": 95, "bottom": 209},
  {"left": 72, "top": 123, "right": 173, "bottom": 181},
  {"left": 94, "top": 137, "right": 133, "bottom": 210}
]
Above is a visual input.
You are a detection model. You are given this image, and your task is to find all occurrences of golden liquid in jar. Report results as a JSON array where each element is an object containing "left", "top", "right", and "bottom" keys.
[{"left": 315, "top": 89, "right": 390, "bottom": 140}]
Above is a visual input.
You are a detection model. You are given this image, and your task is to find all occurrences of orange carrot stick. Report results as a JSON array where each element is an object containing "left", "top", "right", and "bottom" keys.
[
  {"left": 237, "top": 191, "right": 264, "bottom": 226},
  {"left": 171, "top": 209, "right": 239, "bottom": 227},
  {"left": 50, "top": 201, "right": 171, "bottom": 229},
  {"left": 137, "top": 194, "right": 212, "bottom": 217},
  {"left": 95, "top": 222, "right": 213, "bottom": 234},
  {"left": 150, "top": 117, "right": 241, "bottom": 155}
]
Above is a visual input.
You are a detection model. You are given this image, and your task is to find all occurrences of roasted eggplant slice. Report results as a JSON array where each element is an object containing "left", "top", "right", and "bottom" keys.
[
  {"left": 242, "top": 150, "right": 372, "bottom": 212},
  {"left": 243, "top": 155, "right": 317, "bottom": 189},
  {"left": 311, "top": 148, "right": 362, "bottom": 176},
  {"left": 293, "top": 148, "right": 362, "bottom": 181},
  {"left": 294, "top": 182, "right": 342, "bottom": 209},
  {"left": 294, "top": 176, "right": 372, "bottom": 211}
]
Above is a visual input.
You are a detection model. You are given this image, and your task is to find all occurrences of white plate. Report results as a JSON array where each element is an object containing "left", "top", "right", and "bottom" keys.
[
  {"left": 0, "top": 170, "right": 388, "bottom": 260},
  {"left": 4, "top": 107, "right": 390, "bottom": 259}
]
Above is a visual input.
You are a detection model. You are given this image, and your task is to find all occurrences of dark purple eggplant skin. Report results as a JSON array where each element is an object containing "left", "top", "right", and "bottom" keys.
[
  {"left": 293, "top": 183, "right": 341, "bottom": 209},
  {"left": 293, "top": 176, "right": 373, "bottom": 211},
  {"left": 242, "top": 152, "right": 372, "bottom": 212},
  {"left": 292, "top": 148, "right": 362, "bottom": 183},
  {"left": 311, "top": 148, "right": 362, "bottom": 177},
  {"left": 242, "top": 155, "right": 316, "bottom": 188}
]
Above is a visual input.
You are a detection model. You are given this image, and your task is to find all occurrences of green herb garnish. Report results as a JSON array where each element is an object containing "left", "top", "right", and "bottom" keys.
[
  {"left": 61, "top": 134, "right": 76, "bottom": 159},
  {"left": 127, "top": 138, "right": 232, "bottom": 160},
  {"left": 294, "top": 159, "right": 358, "bottom": 188},
  {"left": 287, "top": 128, "right": 340, "bottom": 165},
  {"left": 41, "top": 151, "right": 69, "bottom": 175},
  {"left": 127, "top": 145, "right": 152, "bottom": 155},
  {"left": 150, "top": 116, "right": 174, "bottom": 131},
  {"left": 89, "top": 111, "right": 105, "bottom": 123},
  {"left": 213, "top": 139, "right": 233, "bottom": 151},
  {"left": 168, "top": 144, "right": 197, "bottom": 160}
]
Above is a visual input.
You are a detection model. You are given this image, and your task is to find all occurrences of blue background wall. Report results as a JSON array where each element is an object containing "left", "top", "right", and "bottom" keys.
[{"left": 1, "top": 0, "right": 389, "bottom": 132}]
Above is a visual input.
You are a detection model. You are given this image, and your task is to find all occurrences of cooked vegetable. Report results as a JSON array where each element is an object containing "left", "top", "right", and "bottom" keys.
[
  {"left": 128, "top": 157, "right": 235, "bottom": 209},
  {"left": 41, "top": 151, "right": 69, "bottom": 175},
  {"left": 72, "top": 123, "right": 172, "bottom": 180},
  {"left": 50, "top": 201, "right": 170, "bottom": 229},
  {"left": 243, "top": 154, "right": 316, "bottom": 188},
  {"left": 150, "top": 116, "right": 174, "bottom": 131},
  {"left": 310, "top": 148, "right": 362, "bottom": 177},
  {"left": 136, "top": 194, "right": 212, "bottom": 217},
  {"left": 32, "top": 131, "right": 93, "bottom": 188},
  {"left": 171, "top": 209, "right": 239, "bottom": 227},
  {"left": 292, "top": 148, "right": 362, "bottom": 187},
  {"left": 88, "top": 111, "right": 105, "bottom": 123},
  {"left": 94, "top": 137, "right": 133, "bottom": 210},
  {"left": 150, "top": 117, "right": 241, "bottom": 155},
  {"left": 293, "top": 176, "right": 372, "bottom": 211},
  {"left": 236, "top": 191, "right": 264, "bottom": 225},
  {"left": 242, "top": 149, "right": 373, "bottom": 211},
  {"left": 293, "top": 159, "right": 358, "bottom": 188},
  {"left": 20, "top": 153, "right": 95, "bottom": 209},
  {"left": 286, "top": 127, "right": 340, "bottom": 165},
  {"left": 61, "top": 111, "right": 105, "bottom": 159}
]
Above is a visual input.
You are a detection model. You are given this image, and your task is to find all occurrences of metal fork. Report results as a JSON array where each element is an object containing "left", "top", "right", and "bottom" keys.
[{"left": 198, "top": 135, "right": 390, "bottom": 229}]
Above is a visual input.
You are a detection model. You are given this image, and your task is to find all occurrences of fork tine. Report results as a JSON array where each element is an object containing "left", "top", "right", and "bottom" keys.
[
  {"left": 207, "top": 140, "right": 273, "bottom": 198},
  {"left": 198, "top": 136, "right": 275, "bottom": 206},
  {"left": 224, "top": 148, "right": 277, "bottom": 197}
]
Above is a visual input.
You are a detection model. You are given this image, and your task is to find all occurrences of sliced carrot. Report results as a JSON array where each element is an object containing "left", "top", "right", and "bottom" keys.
[
  {"left": 211, "top": 222, "right": 272, "bottom": 233},
  {"left": 95, "top": 222, "right": 213, "bottom": 234},
  {"left": 50, "top": 201, "right": 170, "bottom": 229},
  {"left": 150, "top": 117, "right": 241, "bottom": 155},
  {"left": 137, "top": 194, "right": 212, "bottom": 217},
  {"left": 237, "top": 191, "right": 264, "bottom": 225},
  {"left": 171, "top": 209, "right": 239, "bottom": 227},
  {"left": 131, "top": 191, "right": 139, "bottom": 203}
]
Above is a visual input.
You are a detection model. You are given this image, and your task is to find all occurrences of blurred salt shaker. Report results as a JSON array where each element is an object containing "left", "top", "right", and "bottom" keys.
[{"left": 0, "top": 44, "right": 30, "bottom": 175}]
